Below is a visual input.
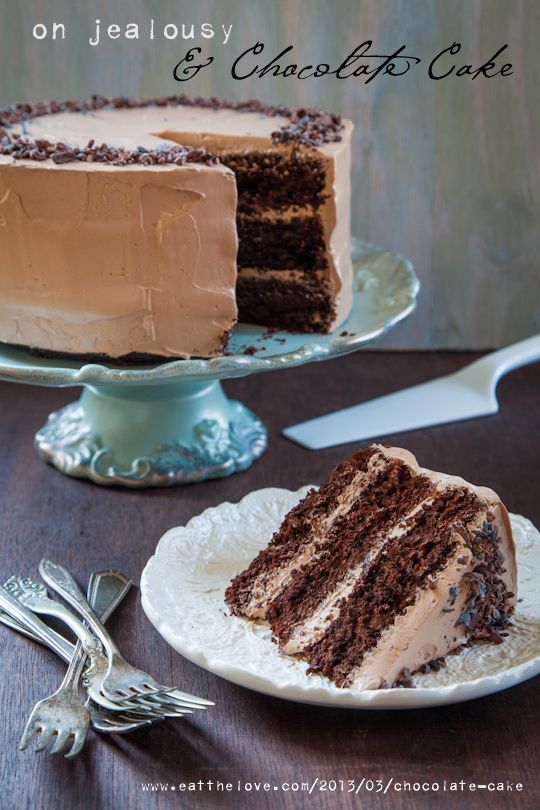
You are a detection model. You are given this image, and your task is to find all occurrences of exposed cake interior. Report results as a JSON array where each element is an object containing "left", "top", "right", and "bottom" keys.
[
  {"left": 218, "top": 150, "right": 334, "bottom": 331},
  {"left": 225, "top": 445, "right": 517, "bottom": 689},
  {"left": 158, "top": 106, "right": 352, "bottom": 334}
]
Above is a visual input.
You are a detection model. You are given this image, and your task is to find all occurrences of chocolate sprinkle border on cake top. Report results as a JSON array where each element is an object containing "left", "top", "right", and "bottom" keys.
[{"left": 0, "top": 95, "right": 343, "bottom": 167}]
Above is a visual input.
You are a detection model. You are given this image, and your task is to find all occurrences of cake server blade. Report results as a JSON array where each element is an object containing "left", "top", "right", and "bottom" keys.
[{"left": 283, "top": 335, "right": 540, "bottom": 449}]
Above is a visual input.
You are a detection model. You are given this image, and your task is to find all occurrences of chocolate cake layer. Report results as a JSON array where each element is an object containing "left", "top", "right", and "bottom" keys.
[
  {"left": 236, "top": 214, "right": 327, "bottom": 272},
  {"left": 220, "top": 151, "right": 327, "bottom": 212},
  {"left": 236, "top": 272, "right": 335, "bottom": 332},
  {"left": 221, "top": 149, "right": 335, "bottom": 331},
  {"left": 225, "top": 445, "right": 517, "bottom": 690}
]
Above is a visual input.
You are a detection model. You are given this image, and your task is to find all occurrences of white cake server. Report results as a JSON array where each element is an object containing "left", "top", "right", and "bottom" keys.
[{"left": 283, "top": 335, "right": 540, "bottom": 449}]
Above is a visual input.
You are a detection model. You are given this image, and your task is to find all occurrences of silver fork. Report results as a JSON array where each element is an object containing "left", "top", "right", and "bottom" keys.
[
  {"left": 0, "top": 608, "right": 148, "bottom": 734},
  {"left": 4, "top": 575, "right": 208, "bottom": 716},
  {"left": 12, "top": 570, "right": 122, "bottom": 756},
  {"left": 0, "top": 572, "right": 179, "bottom": 741},
  {"left": 5, "top": 576, "right": 179, "bottom": 715},
  {"left": 18, "top": 643, "right": 90, "bottom": 757},
  {"left": 83, "top": 572, "right": 205, "bottom": 717},
  {"left": 13, "top": 570, "right": 138, "bottom": 755},
  {"left": 0, "top": 576, "right": 151, "bottom": 734},
  {"left": 40, "top": 559, "right": 212, "bottom": 709},
  {"left": 1, "top": 575, "right": 196, "bottom": 721}
]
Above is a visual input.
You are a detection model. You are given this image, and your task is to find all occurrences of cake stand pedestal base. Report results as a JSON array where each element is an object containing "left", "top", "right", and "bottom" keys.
[{"left": 34, "top": 381, "right": 267, "bottom": 487}]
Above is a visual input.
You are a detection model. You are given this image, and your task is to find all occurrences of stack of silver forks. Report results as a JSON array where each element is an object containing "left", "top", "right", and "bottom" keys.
[{"left": 0, "top": 558, "right": 213, "bottom": 758}]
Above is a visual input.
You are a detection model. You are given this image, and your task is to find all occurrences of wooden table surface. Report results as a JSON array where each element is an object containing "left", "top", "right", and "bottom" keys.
[{"left": 0, "top": 351, "right": 538, "bottom": 810}]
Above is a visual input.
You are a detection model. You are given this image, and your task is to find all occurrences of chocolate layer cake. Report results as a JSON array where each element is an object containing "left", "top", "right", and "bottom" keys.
[
  {"left": 0, "top": 96, "right": 353, "bottom": 360},
  {"left": 225, "top": 445, "right": 517, "bottom": 689}
]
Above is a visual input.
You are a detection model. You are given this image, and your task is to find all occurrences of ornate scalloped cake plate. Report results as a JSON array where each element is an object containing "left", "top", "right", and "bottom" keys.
[{"left": 141, "top": 486, "right": 540, "bottom": 708}]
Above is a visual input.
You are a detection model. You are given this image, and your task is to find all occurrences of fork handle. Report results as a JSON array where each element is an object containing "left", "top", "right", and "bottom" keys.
[
  {"left": 23, "top": 595, "right": 102, "bottom": 653},
  {"left": 0, "top": 585, "right": 74, "bottom": 656},
  {"left": 39, "top": 559, "right": 121, "bottom": 658},
  {"left": 61, "top": 571, "right": 132, "bottom": 692},
  {"left": 0, "top": 608, "right": 74, "bottom": 660},
  {"left": 88, "top": 571, "right": 131, "bottom": 623},
  {"left": 70, "top": 571, "right": 132, "bottom": 683},
  {"left": 0, "top": 571, "right": 131, "bottom": 664}
]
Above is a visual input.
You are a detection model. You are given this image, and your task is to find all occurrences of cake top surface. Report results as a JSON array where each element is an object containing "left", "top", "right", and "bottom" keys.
[{"left": 0, "top": 95, "right": 346, "bottom": 167}]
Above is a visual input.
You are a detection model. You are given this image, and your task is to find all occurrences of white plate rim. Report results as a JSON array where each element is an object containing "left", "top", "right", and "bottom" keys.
[{"left": 140, "top": 486, "right": 540, "bottom": 709}]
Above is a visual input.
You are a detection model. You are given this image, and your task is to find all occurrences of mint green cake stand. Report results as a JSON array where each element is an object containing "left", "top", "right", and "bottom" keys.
[{"left": 0, "top": 240, "right": 419, "bottom": 487}]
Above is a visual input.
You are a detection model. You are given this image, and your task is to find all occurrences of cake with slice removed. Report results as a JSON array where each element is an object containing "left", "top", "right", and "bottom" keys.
[
  {"left": 225, "top": 444, "right": 517, "bottom": 689},
  {"left": 0, "top": 95, "right": 353, "bottom": 360}
]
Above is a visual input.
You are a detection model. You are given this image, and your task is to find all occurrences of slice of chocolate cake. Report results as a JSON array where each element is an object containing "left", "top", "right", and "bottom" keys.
[{"left": 225, "top": 445, "right": 517, "bottom": 690}]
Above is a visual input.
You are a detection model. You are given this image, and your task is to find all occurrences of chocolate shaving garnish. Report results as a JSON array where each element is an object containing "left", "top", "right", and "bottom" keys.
[
  {"left": 453, "top": 515, "right": 514, "bottom": 643},
  {"left": 417, "top": 656, "right": 446, "bottom": 674},
  {"left": 0, "top": 95, "right": 344, "bottom": 166},
  {"left": 394, "top": 668, "right": 415, "bottom": 689}
]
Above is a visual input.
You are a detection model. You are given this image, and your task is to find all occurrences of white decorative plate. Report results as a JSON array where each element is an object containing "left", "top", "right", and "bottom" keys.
[{"left": 141, "top": 487, "right": 540, "bottom": 708}]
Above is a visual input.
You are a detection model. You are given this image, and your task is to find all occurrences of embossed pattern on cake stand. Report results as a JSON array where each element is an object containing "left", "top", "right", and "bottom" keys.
[{"left": 0, "top": 239, "right": 419, "bottom": 487}]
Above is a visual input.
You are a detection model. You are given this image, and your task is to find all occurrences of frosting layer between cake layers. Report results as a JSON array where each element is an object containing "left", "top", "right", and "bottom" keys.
[
  {"left": 225, "top": 445, "right": 517, "bottom": 690},
  {"left": 0, "top": 99, "right": 353, "bottom": 358}
]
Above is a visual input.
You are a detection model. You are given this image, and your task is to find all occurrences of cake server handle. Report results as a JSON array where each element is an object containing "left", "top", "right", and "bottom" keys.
[
  {"left": 284, "top": 334, "right": 540, "bottom": 449},
  {"left": 454, "top": 334, "right": 540, "bottom": 391}
]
